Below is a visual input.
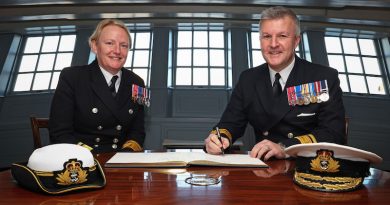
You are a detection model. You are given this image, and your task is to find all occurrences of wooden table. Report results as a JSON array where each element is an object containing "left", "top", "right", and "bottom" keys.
[{"left": 1, "top": 152, "right": 389, "bottom": 205}]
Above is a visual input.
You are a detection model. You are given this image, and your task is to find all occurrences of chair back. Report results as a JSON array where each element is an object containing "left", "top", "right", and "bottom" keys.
[
  {"left": 30, "top": 116, "right": 49, "bottom": 149},
  {"left": 345, "top": 117, "right": 350, "bottom": 144}
]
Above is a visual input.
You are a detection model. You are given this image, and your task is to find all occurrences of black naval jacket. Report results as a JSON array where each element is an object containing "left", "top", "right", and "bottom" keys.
[
  {"left": 49, "top": 60, "right": 146, "bottom": 153},
  {"left": 215, "top": 56, "right": 346, "bottom": 148}
]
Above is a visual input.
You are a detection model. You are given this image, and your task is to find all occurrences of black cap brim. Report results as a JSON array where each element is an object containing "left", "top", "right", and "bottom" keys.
[{"left": 11, "top": 159, "right": 106, "bottom": 195}]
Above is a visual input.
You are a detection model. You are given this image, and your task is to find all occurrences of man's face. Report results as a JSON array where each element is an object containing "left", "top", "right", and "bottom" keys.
[
  {"left": 91, "top": 25, "right": 129, "bottom": 74},
  {"left": 260, "top": 16, "right": 300, "bottom": 72}
]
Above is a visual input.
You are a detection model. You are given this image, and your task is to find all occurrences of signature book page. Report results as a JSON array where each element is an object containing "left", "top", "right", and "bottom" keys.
[{"left": 105, "top": 152, "right": 268, "bottom": 168}]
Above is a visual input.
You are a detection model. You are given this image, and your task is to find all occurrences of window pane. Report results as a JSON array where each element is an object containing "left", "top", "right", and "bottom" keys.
[
  {"left": 176, "top": 67, "right": 191, "bottom": 85},
  {"left": 349, "top": 75, "right": 367, "bottom": 93},
  {"left": 359, "top": 39, "right": 376, "bottom": 56},
  {"left": 135, "top": 33, "right": 150, "bottom": 49},
  {"left": 193, "top": 67, "right": 208, "bottom": 85},
  {"left": 14, "top": 73, "right": 33, "bottom": 91},
  {"left": 19, "top": 55, "right": 38, "bottom": 72},
  {"left": 345, "top": 56, "right": 362, "bottom": 73},
  {"left": 54, "top": 53, "right": 73, "bottom": 70},
  {"left": 325, "top": 37, "right": 342, "bottom": 53},
  {"left": 178, "top": 31, "right": 192, "bottom": 47},
  {"left": 58, "top": 35, "right": 76, "bottom": 52},
  {"left": 37, "top": 54, "right": 55, "bottom": 71},
  {"left": 251, "top": 32, "right": 260, "bottom": 49},
  {"left": 50, "top": 72, "right": 60, "bottom": 89},
  {"left": 24, "top": 37, "right": 42, "bottom": 53},
  {"left": 252, "top": 50, "right": 265, "bottom": 67},
  {"left": 133, "top": 50, "right": 149, "bottom": 67},
  {"left": 210, "top": 68, "right": 225, "bottom": 86},
  {"left": 193, "top": 49, "right": 208, "bottom": 66},
  {"left": 41, "top": 36, "right": 59, "bottom": 52},
  {"left": 327, "top": 55, "right": 345, "bottom": 72},
  {"left": 132, "top": 68, "right": 148, "bottom": 84},
  {"left": 367, "top": 76, "right": 385, "bottom": 95},
  {"left": 177, "top": 49, "right": 192, "bottom": 66},
  {"left": 32, "top": 72, "right": 51, "bottom": 90},
  {"left": 338, "top": 74, "right": 349, "bottom": 92},
  {"left": 88, "top": 51, "right": 96, "bottom": 64},
  {"left": 362, "top": 57, "right": 380, "bottom": 75},
  {"left": 342, "top": 38, "right": 359, "bottom": 54},
  {"left": 209, "top": 31, "right": 224, "bottom": 48},
  {"left": 210, "top": 49, "right": 224, "bottom": 66},
  {"left": 193, "top": 31, "right": 208, "bottom": 47},
  {"left": 124, "top": 50, "right": 133, "bottom": 67}
]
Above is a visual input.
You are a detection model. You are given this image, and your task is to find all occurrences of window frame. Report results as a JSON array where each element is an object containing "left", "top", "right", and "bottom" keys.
[
  {"left": 325, "top": 35, "right": 389, "bottom": 96},
  {"left": 124, "top": 29, "right": 153, "bottom": 87},
  {"left": 173, "top": 24, "right": 230, "bottom": 88},
  {"left": 11, "top": 33, "right": 77, "bottom": 94}
]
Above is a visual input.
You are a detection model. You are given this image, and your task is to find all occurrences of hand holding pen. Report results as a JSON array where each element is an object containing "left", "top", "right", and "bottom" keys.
[{"left": 215, "top": 127, "right": 225, "bottom": 155}]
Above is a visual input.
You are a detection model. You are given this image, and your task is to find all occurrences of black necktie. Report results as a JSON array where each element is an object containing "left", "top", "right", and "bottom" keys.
[
  {"left": 109, "top": 75, "right": 118, "bottom": 97},
  {"left": 272, "top": 73, "right": 282, "bottom": 97}
]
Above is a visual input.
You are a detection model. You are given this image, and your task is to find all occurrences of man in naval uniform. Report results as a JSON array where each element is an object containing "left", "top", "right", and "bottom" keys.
[
  {"left": 49, "top": 19, "right": 147, "bottom": 153},
  {"left": 204, "top": 6, "right": 345, "bottom": 160}
]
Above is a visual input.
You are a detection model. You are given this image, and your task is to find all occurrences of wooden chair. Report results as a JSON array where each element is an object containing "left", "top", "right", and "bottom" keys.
[
  {"left": 30, "top": 116, "right": 49, "bottom": 149},
  {"left": 345, "top": 117, "right": 350, "bottom": 144}
]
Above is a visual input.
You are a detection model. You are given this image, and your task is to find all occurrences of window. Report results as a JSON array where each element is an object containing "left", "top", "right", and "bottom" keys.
[
  {"left": 13, "top": 34, "right": 76, "bottom": 92},
  {"left": 249, "top": 30, "right": 301, "bottom": 68},
  {"left": 325, "top": 36, "right": 386, "bottom": 95},
  {"left": 174, "top": 24, "right": 227, "bottom": 87},
  {"left": 124, "top": 31, "right": 153, "bottom": 87}
]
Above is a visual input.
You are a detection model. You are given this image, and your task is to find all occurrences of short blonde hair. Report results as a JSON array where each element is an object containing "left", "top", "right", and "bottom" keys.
[{"left": 88, "top": 19, "right": 132, "bottom": 48}]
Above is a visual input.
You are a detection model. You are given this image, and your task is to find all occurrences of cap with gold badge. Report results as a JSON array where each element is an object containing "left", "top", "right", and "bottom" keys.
[
  {"left": 11, "top": 143, "right": 106, "bottom": 195},
  {"left": 285, "top": 142, "right": 382, "bottom": 192}
]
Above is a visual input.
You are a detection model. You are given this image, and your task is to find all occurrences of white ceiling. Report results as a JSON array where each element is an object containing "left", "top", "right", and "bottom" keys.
[{"left": 0, "top": 0, "right": 389, "bottom": 36}]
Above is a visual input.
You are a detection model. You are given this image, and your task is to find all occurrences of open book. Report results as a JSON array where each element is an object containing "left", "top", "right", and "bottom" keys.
[{"left": 105, "top": 152, "right": 268, "bottom": 168}]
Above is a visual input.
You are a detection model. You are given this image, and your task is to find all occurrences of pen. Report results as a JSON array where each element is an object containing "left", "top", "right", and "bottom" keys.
[{"left": 215, "top": 127, "right": 225, "bottom": 155}]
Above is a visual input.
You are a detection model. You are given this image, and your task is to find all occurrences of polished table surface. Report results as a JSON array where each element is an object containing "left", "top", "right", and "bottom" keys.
[{"left": 1, "top": 151, "right": 390, "bottom": 205}]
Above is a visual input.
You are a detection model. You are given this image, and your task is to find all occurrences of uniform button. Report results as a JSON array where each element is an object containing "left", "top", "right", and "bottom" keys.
[
  {"left": 116, "top": 125, "right": 122, "bottom": 131},
  {"left": 95, "top": 137, "right": 100, "bottom": 143},
  {"left": 97, "top": 126, "right": 103, "bottom": 130},
  {"left": 92, "top": 108, "right": 98, "bottom": 114},
  {"left": 288, "top": 133, "right": 294, "bottom": 138},
  {"left": 112, "top": 144, "right": 117, "bottom": 149},
  {"left": 128, "top": 109, "right": 134, "bottom": 114},
  {"left": 94, "top": 144, "right": 99, "bottom": 148},
  {"left": 113, "top": 138, "right": 119, "bottom": 143},
  {"left": 263, "top": 131, "right": 269, "bottom": 136}
]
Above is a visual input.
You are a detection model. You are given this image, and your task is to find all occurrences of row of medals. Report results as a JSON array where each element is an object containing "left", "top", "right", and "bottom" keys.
[
  {"left": 287, "top": 80, "right": 329, "bottom": 106},
  {"left": 132, "top": 84, "right": 150, "bottom": 107}
]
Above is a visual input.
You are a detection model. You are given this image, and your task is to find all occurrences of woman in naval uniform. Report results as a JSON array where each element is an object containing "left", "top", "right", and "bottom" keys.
[{"left": 49, "top": 19, "right": 147, "bottom": 153}]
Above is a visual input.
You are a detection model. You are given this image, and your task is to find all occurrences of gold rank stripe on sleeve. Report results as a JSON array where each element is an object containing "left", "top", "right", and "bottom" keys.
[
  {"left": 122, "top": 140, "right": 143, "bottom": 152},
  {"left": 210, "top": 128, "right": 232, "bottom": 142},
  {"left": 77, "top": 142, "right": 93, "bottom": 151},
  {"left": 295, "top": 134, "right": 317, "bottom": 144}
]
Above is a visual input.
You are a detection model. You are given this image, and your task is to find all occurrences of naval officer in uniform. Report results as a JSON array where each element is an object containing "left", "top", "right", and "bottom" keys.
[
  {"left": 49, "top": 19, "right": 147, "bottom": 153},
  {"left": 204, "top": 6, "right": 345, "bottom": 160}
]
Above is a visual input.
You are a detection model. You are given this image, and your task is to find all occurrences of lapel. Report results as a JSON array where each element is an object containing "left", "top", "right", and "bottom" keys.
[
  {"left": 116, "top": 68, "right": 133, "bottom": 109},
  {"left": 254, "top": 65, "right": 274, "bottom": 115},
  {"left": 89, "top": 61, "right": 121, "bottom": 120}
]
